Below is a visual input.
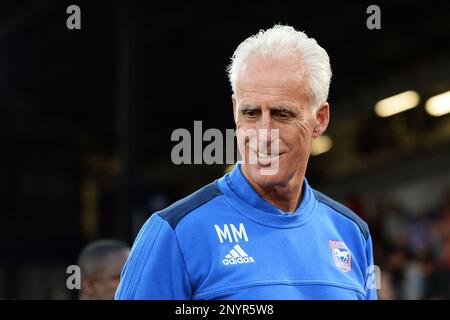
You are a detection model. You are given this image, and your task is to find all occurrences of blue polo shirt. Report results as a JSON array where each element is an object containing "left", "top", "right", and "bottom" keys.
[{"left": 115, "top": 163, "right": 377, "bottom": 300}]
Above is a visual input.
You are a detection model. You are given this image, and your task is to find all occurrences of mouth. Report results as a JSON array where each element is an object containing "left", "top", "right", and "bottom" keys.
[
  {"left": 249, "top": 149, "right": 285, "bottom": 166},
  {"left": 256, "top": 151, "right": 277, "bottom": 158}
]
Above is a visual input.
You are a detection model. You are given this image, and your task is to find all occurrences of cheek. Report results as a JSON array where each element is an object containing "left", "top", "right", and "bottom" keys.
[
  {"left": 110, "top": 279, "right": 120, "bottom": 289},
  {"left": 285, "top": 120, "right": 312, "bottom": 144},
  {"left": 235, "top": 116, "right": 253, "bottom": 130}
]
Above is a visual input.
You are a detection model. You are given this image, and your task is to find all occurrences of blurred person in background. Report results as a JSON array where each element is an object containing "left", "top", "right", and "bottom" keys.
[
  {"left": 362, "top": 188, "right": 450, "bottom": 299},
  {"left": 378, "top": 271, "right": 397, "bottom": 300},
  {"left": 427, "top": 198, "right": 450, "bottom": 299},
  {"left": 77, "top": 239, "right": 130, "bottom": 300}
]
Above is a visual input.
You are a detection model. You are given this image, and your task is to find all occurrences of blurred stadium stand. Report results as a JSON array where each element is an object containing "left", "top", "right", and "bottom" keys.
[{"left": 0, "top": 0, "right": 449, "bottom": 299}]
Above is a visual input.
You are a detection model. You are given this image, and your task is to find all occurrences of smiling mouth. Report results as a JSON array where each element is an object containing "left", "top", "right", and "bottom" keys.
[
  {"left": 250, "top": 148, "right": 284, "bottom": 156},
  {"left": 248, "top": 149, "right": 285, "bottom": 165},
  {"left": 256, "top": 151, "right": 278, "bottom": 158}
]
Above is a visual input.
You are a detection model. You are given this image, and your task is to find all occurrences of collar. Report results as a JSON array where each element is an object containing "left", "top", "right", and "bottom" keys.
[{"left": 216, "top": 162, "right": 317, "bottom": 228}]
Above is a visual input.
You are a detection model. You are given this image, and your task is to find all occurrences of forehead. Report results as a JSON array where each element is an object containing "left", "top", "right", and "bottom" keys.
[
  {"left": 236, "top": 53, "right": 309, "bottom": 103},
  {"left": 102, "top": 250, "right": 130, "bottom": 273}
]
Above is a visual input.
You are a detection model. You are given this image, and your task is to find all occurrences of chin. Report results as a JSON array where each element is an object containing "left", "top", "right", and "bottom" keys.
[{"left": 246, "top": 164, "right": 289, "bottom": 188}]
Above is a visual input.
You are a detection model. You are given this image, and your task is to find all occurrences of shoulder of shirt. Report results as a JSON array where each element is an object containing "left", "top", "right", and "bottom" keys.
[
  {"left": 156, "top": 180, "right": 223, "bottom": 229},
  {"left": 312, "top": 189, "right": 370, "bottom": 240}
]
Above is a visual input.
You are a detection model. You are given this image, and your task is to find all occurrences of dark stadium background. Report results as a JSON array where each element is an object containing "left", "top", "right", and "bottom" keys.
[{"left": 0, "top": 0, "right": 449, "bottom": 299}]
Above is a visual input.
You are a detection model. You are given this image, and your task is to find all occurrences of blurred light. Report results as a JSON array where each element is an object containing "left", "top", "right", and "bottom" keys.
[
  {"left": 374, "top": 90, "right": 420, "bottom": 117},
  {"left": 425, "top": 91, "right": 450, "bottom": 116},
  {"left": 311, "top": 135, "right": 333, "bottom": 156}
]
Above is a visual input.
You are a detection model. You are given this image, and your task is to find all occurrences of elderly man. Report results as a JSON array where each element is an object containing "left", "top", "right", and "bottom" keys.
[{"left": 116, "top": 25, "right": 377, "bottom": 300}]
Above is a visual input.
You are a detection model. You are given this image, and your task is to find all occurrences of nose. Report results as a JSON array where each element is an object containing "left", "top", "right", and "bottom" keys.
[
  {"left": 258, "top": 109, "right": 272, "bottom": 130},
  {"left": 256, "top": 110, "right": 277, "bottom": 152}
]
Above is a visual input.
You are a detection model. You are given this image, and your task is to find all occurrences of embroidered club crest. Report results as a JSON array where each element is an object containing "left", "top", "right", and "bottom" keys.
[{"left": 329, "top": 240, "right": 352, "bottom": 272}]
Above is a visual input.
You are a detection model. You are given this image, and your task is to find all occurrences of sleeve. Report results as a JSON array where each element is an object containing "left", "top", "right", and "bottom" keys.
[
  {"left": 115, "top": 213, "right": 192, "bottom": 299},
  {"left": 364, "top": 234, "right": 378, "bottom": 300}
]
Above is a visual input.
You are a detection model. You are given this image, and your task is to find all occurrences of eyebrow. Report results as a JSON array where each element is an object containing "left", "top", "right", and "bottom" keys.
[
  {"left": 239, "top": 104, "right": 294, "bottom": 111},
  {"left": 271, "top": 105, "right": 295, "bottom": 113},
  {"left": 239, "top": 104, "right": 298, "bottom": 116},
  {"left": 239, "top": 104, "right": 260, "bottom": 111}
]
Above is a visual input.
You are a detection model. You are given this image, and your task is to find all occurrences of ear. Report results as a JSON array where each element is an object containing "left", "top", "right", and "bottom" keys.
[
  {"left": 232, "top": 94, "right": 237, "bottom": 123},
  {"left": 312, "top": 102, "right": 330, "bottom": 138}
]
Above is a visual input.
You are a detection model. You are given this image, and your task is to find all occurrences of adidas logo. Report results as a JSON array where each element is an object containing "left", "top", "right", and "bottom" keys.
[{"left": 222, "top": 244, "right": 255, "bottom": 265}]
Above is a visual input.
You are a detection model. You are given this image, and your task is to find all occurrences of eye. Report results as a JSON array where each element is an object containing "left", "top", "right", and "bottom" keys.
[
  {"left": 278, "top": 111, "right": 291, "bottom": 119},
  {"left": 242, "top": 108, "right": 260, "bottom": 118},
  {"left": 274, "top": 109, "right": 293, "bottom": 120}
]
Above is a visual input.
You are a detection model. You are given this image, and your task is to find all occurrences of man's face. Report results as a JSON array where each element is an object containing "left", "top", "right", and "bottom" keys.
[
  {"left": 233, "top": 53, "right": 329, "bottom": 189},
  {"left": 83, "top": 249, "right": 130, "bottom": 300}
]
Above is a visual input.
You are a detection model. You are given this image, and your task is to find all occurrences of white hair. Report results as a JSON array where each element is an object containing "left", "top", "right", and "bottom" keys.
[{"left": 227, "top": 25, "right": 332, "bottom": 110}]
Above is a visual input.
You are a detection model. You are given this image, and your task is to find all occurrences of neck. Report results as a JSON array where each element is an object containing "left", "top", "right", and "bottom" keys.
[{"left": 241, "top": 166, "right": 305, "bottom": 212}]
